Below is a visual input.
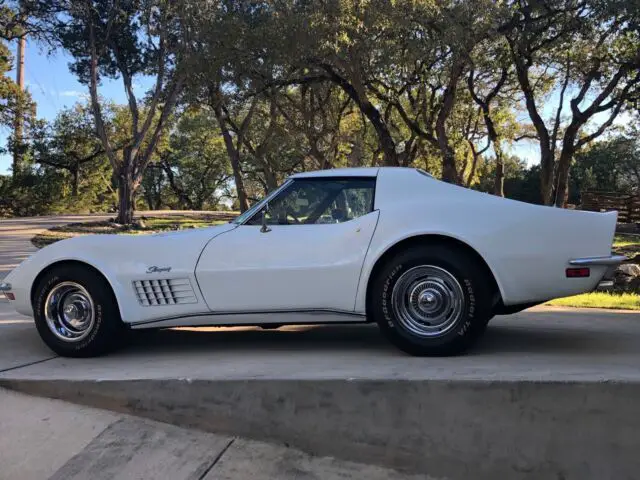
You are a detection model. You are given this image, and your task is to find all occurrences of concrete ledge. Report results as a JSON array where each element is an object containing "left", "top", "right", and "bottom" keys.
[{"left": 1, "top": 378, "right": 638, "bottom": 480}]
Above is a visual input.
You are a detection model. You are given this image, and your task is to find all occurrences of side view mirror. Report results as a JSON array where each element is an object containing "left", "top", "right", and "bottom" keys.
[{"left": 260, "top": 203, "right": 272, "bottom": 233}]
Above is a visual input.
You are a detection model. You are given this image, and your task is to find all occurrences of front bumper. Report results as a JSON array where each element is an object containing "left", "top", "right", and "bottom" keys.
[{"left": 569, "top": 255, "right": 627, "bottom": 291}]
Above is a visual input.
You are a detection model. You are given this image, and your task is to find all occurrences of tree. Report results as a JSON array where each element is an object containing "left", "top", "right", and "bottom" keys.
[
  {"left": 0, "top": 14, "right": 35, "bottom": 176},
  {"left": 156, "top": 108, "right": 232, "bottom": 210},
  {"left": 503, "top": 0, "right": 640, "bottom": 205},
  {"left": 31, "top": 102, "right": 113, "bottom": 196},
  {"left": 570, "top": 134, "right": 640, "bottom": 204},
  {"left": 467, "top": 37, "right": 515, "bottom": 196},
  {"left": 220, "top": 0, "right": 406, "bottom": 167},
  {"left": 0, "top": 38, "right": 25, "bottom": 135},
  {"left": 362, "top": 0, "right": 509, "bottom": 182},
  {"left": 35, "top": 0, "right": 192, "bottom": 223},
  {"left": 272, "top": 84, "right": 354, "bottom": 171},
  {"left": 475, "top": 155, "right": 541, "bottom": 204}
]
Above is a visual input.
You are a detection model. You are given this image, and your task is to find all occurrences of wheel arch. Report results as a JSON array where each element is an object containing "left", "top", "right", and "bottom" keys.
[
  {"left": 363, "top": 234, "right": 503, "bottom": 316},
  {"left": 30, "top": 259, "right": 122, "bottom": 317}
]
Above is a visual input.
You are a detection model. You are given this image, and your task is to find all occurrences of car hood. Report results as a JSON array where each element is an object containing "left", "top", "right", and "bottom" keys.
[{"left": 7, "top": 222, "right": 238, "bottom": 286}]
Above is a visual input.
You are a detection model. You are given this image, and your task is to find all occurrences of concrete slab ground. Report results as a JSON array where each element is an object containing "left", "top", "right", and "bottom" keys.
[
  {"left": 2, "top": 303, "right": 640, "bottom": 479},
  {"left": 1, "top": 389, "right": 425, "bottom": 480},
  {"left": 2, "top": 305, "right": 640, "bottom": 382}
]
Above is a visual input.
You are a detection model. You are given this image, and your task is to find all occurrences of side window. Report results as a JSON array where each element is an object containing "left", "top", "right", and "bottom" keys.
[{"left": 246, "top": 178, "right": 375, "bottom": 225}]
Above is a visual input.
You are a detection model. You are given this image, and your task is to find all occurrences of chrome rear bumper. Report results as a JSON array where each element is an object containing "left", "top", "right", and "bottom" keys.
[
  {"left": 569, "top": 255, "right": 627, "bottom": 291},
  {"left": 569, "top": 255, "right": 627, "bottom": 266}
]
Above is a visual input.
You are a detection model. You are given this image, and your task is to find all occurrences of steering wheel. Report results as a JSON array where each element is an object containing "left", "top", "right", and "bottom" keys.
[{"left": 285, "top": 208, "right": 301, "bottom": 224}]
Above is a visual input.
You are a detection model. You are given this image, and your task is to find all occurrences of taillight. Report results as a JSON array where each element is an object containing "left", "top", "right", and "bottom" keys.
[{"left": 566, "top": 267, "right": 590, "bottom": 278}]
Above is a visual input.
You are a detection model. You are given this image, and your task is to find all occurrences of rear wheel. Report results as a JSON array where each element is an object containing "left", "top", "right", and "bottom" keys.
[
  {"left": 370, "top": 245, "right": 492, "bottom": 356},
  {"left": 33, "top": 264, "right": 124, "bottom": 357}
]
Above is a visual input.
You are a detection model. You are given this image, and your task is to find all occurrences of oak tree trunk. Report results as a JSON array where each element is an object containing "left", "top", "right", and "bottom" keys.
[
  {"left": 263, "top": 166, "right": 278, "bottom": 192},
  {"left": 554, "top": 128, "right": 578, "bottom": 207},
  {"left": 213, "top": 102, "right": 250, "bottom": 212},
  {"left": 72, "top": 165, "right": 79, "bottom": 197},
  {"left": 493, "top": 142, "right": 505, "bottom": 197},
  {"left": 439, "top": 142, "right": 458, "bottom": 184},
  {"left": 322, "top": 66, "right": 398, "bottom": 166},
  {"left": 116, "top": 171, "right": 136, "bottom": 225},
  {"left": 554, "top": 152, "right": 572, "bottom": 208},
  {"left": 348, "top": 91, "right": 397, "bottom": 166},
  {"left": 539, "top": 150, "right": 555, "bottom": 206}
]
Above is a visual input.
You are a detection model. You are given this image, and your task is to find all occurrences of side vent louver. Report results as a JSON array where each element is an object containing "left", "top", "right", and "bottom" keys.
[{"left": 133, "top": 278, "right": 197, "bottom": 306}]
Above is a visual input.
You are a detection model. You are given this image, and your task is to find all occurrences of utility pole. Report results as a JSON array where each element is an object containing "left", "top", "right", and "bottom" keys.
[{"left": 13, "top": 33, "right": 26, "bottom": 177}]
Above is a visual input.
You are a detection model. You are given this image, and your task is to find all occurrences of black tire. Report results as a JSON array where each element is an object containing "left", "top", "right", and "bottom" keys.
[
  {"left": 370, "top": 245, "right": 492, "bottom": 356},
  {"left": 33, "top": 264, "right": 124, "bottom": 357},
  {"left": 478, "top": 314, "right": 494, "bottom": 335}
]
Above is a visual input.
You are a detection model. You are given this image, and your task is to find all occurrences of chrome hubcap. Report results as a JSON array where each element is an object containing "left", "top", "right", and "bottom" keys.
[
  {"left": 391, "top": 265, "right": 465, "bottom": 338},
  {"left": 44, "top": 282, "right": 95, "bottom": 342}
]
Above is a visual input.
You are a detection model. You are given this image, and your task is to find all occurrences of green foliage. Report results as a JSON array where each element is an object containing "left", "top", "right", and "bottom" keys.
[
  {"left": 546, "top": 292, "right": 640, "bottom": 310},
  {"left": 570, "top": 134, "right": 640, "bottom": 203},
  {"left": 2, "top": 0, "right": 639, "bottom": 218},
  {"left": 147, "top": 108, "right": 233, "bottom": 210},
  {"left": 473, "top": 155, "right": 542, "bottom": 204}
]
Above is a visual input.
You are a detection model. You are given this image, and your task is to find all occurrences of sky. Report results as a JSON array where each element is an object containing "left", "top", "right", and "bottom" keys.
[
  {"left": 0, "top": 39, "right": 148, "bottom": 174},
  {"left": 0, "top": 38, "right": 626, "bottom": 175}
]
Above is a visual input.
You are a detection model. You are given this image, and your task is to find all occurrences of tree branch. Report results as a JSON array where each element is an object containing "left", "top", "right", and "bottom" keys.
[
  {"left": 136, "top": 75, "right": 185, "bottom": 181},
  {"left": 86, "top": 6, "right": 118, "bottom": 172},
  {"left": 575, "top": 102, "right": 626, "bottom": 149}
]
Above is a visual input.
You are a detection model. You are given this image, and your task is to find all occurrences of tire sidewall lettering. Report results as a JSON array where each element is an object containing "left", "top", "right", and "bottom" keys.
[
  {"left": 455, "top": 278, "right": 475, "bottom": 337},
  {"left": 76, "top": 303, "right": 102, "bottom": 351},
  {"left": 382, "top": 260, "right": 477, "bottom": 338},
  {"left": 36, "top": 274, "right": 105, "bottom": 352},
  {"left": 382, "top": 263, "right": 403, "bottom": 329}
]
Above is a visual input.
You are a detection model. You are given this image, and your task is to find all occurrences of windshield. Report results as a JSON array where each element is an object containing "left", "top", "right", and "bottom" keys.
[{"left": 231, "top": 179, "right": 292, "bottom": 224}]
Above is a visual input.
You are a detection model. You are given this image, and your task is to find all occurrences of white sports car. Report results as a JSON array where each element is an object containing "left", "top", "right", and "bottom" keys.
[{"left": 1, "top": 167, "right": 625, "bottom": 357}]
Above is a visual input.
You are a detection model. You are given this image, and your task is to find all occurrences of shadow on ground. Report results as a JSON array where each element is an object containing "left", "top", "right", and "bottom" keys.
[{"left": 125, "top": 314, "right": 632, "bottom": 358}]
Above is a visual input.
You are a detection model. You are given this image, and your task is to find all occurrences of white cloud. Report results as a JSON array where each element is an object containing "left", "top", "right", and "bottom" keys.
[{"left": 59, "top": 90, "right": 88, "bottom": 99}]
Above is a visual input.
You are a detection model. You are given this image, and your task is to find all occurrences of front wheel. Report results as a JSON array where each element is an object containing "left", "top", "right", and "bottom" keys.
[
  {"left": 33, "top": 264, "right": 124, "bottom": 357},
  {"left": 370, "top": 245, "right": 492, "bottom": 356}
]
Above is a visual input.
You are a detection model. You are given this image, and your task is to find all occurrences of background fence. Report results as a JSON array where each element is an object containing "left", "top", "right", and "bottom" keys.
[{"left": 581, "top": 191, "right": 640, "bottom": 223}]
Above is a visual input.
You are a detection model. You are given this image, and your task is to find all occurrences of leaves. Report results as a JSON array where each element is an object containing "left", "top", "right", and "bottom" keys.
[{"left": 2, "top": 0, "right": 638, "bottom": 217}]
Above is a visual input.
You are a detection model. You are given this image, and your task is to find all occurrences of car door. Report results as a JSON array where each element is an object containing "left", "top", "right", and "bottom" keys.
[{"left": 195, "top": 177, "right": 379, "bottom": 313}]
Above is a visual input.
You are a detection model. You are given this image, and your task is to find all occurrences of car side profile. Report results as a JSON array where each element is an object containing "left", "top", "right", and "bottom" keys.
[{"left": 1, "top": 167, "right": 625, "bottom": 357}]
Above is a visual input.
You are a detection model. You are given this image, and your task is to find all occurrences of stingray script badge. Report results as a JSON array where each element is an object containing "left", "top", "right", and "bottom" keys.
[{"left": 146, "top": 266, "right": 172, "bottom": 274}]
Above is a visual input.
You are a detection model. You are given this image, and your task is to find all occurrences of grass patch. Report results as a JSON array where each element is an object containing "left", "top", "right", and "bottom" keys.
[
  {"left": 614, "top": 234, "right": 640, "bottom": 249},
  {"left": 613, "top": 234, "right": 640, "bottom": 262},
  {"left": 32, "top": 213, "right": 238, "bottom": 249},
  {"left": 546, "top": 292, "right": 640, "bottom": 311}
]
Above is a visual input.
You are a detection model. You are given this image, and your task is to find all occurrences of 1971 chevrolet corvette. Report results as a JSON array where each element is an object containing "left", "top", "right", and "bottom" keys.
[{"left": 1, "top": 167, "right": 626, "bottom": 357}]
